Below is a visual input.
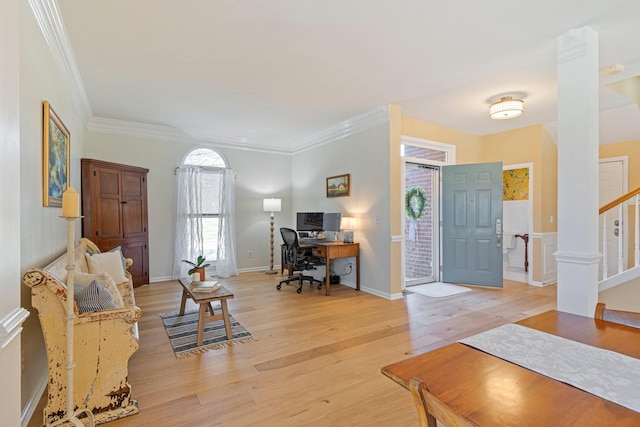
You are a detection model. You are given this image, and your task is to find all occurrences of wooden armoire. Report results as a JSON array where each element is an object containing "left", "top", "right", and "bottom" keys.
[{"left": 81, "top": 158, "right": 149, "bottom": 287}]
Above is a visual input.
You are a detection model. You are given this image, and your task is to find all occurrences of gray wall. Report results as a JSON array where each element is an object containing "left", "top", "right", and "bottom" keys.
[{"left": 291, "top": 124, "right": 392, "bottom": 297}]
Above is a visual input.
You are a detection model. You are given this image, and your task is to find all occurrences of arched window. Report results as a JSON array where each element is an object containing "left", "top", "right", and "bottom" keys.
[
  {"left": 183, "top": 148, "right": 227, "bottom": 168},
  {"left": 179, "top": 148, "right": 228, "bottom": 267}
]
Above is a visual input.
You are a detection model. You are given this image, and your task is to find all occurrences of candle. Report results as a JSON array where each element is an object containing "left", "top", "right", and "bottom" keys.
[{"left": 62, "top": 186, "right": 80, "bottom": 217}]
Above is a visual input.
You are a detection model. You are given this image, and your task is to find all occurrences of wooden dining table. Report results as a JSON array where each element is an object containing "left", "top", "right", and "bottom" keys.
[{"left": 381, "top": 310, "right": 640, "bottom": 426}]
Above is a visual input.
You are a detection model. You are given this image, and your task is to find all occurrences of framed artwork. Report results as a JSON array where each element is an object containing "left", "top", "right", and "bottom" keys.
[
  {"left": 43, "top": 101, "right": 70, "bottom": 207},
  {"left": 326, "top": 173, "right": 350, "bottom": 198}
]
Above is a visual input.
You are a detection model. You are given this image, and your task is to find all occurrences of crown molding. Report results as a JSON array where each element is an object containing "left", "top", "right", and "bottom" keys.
[
  {"left": 293, "top": 105, "right": 390, "bottom": 153},
  {"left": 88, "top": 105, "right": 390, "bottom": 155},
  {"left": 87, "top": 117, "right": 295, "bottom": 154},
  {"left": 29, "top": 0, "right": 92, "bottom": 123}
]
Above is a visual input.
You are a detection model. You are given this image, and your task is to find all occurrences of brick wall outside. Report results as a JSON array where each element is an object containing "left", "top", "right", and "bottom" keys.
[
  {"left": 403, "top": 146, "right": 446, "bottom": 280},
  {"left": 404, "top": 167, "right": 434, "bottom": 280}
]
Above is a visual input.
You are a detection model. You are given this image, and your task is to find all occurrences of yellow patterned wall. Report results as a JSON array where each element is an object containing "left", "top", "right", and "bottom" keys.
[{"left": 503, "top": 168, "right": 529, "bottom": 200}]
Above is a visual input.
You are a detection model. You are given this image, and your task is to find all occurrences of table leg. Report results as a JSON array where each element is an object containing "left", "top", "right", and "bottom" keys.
[
  {"left": 197, "top": 303, "right": 207, "bottom": 346},
  {"left": 179, "top": 288, "right": 188, "bottom": 315},
  {"left": 324, "top": 251, "right": 331, "bottom": 296},
  {"left": 356, "top": 251, "right": 360, "bottom": 291},
  {"left": 220, "top": 299, "right": 233, "bottom": 340}
]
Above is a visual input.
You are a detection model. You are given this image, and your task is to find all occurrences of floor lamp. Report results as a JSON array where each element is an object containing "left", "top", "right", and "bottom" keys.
[
  {"left": 263, "top": 198, "right": 281, "bottom": 274},
  {"left": 55, "top": 187, "right": 95, "bottom": 427}
]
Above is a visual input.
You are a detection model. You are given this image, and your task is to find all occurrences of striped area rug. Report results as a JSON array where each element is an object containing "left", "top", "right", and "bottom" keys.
[{"left": 160, "top": 310, "right": 255, "bottom": 358}]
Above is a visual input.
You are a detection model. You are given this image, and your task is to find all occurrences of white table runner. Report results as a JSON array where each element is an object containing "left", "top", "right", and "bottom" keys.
[{"left": 459, "top": 323, "right": 640, "bottom": 413}]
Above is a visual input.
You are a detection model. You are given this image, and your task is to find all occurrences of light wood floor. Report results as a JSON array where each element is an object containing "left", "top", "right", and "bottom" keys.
[{"left": 29, "top": 273, "right": 556, "bottom": 427}]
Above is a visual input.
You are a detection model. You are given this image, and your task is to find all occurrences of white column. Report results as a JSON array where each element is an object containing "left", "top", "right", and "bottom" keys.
[{"left": 555, "top": 27, "right": 600, "bottom": 316}]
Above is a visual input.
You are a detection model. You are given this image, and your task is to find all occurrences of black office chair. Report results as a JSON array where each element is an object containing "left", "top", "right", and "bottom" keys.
[{"left": 277, "top": 227, "right": 323, "bottom": 294}]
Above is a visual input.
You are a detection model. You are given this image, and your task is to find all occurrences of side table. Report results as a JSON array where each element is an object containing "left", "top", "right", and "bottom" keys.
[{"left": 177, "top": 278, "right": 235, "bottom": 347}]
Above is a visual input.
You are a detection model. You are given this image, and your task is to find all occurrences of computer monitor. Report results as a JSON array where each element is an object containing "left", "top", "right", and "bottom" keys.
[
  {"left": 296, "top": 212, "right": 324, "bottom": 232},
  {"left": 322, "top": 212, "right": 342, "bottom": 232}
]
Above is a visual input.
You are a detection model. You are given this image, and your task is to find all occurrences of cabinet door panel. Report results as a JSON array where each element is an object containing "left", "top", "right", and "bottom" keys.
[
  {"left": 96, "top": 168, "right": 123, "bottom": 240},
  {"left": 122, "top": 172, "right": 147, "bottom": 238},
  {"left": 121, "top": 241, "right": 148, "bottom": 287},
  {"left": 99, "top": 199, "right": 123, "bottom": 238}
]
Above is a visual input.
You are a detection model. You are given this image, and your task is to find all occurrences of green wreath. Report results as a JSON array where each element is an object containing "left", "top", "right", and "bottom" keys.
[{"left": 405, "top": 186, "right": 428, "bottom": 220}]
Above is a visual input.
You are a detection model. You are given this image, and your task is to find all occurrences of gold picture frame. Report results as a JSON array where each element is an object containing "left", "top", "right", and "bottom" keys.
[
  {"left": 326, "top": 173, "right": 350, "bottom": 198},
  {"left": 43, "top": 101, "right": 70, "bottom": 207}
]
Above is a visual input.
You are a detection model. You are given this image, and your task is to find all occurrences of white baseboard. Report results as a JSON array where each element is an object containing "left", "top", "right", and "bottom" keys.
[{"left": 21, "top": 369, "right": 48, "bottom": 427}]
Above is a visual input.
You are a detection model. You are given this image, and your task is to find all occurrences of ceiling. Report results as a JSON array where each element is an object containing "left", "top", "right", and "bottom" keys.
[{"left": 53, "top": 0, "right": 640, "bottom": 153}]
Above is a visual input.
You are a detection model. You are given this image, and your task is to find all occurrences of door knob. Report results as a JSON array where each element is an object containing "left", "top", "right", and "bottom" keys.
[{"left": 614, "top": 228, "right": 619, "bottom": 236}]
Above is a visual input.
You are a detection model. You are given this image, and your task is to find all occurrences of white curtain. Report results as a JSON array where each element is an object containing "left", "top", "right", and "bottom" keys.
[
  {"left": 172, "top": 167, "right": 203, "bottom": 279},
  {"left": 217, "top": 169, "right": 238, "bottom": 277}
]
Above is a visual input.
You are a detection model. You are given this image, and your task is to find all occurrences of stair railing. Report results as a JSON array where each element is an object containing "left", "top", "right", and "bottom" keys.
[{"left": 599, "top": 186, "right": 640, "bottom": 279}]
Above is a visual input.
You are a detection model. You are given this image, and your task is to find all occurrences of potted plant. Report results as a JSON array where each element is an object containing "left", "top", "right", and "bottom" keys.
[{"left": 182, "top": 255, "right": 210, "bottom": 282}]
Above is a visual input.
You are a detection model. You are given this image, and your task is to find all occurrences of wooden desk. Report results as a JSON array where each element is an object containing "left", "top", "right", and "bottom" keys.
[
  {"left": 312, "top": 242, "right": 360, "bottom": 296},
  {"left": 280, "top": 241, "right": 360, "bottom": 296},
  {"left": 177, "top": 278, "right": 234, "bottom": 347},
  {"left": 381, "top": 310, "right": 640, "bottom": 426}
]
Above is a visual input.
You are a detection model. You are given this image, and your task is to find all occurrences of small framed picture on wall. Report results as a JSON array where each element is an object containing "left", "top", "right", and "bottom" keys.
[{"left": 326, "top": 173, "right": 350, "bottom": 198}]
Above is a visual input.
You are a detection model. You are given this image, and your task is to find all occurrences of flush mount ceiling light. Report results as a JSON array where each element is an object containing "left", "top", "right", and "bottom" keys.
[{"left": 489, "top": 96, "right": 524, "bottom": 120}]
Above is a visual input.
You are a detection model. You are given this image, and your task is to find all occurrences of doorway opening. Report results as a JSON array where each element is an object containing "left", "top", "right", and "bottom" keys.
[
  {"left": 502, "top": 163, "right": 533, "bottom": 284},
  {"left": 404, "top": 163, "right": 439, "bottom": 286},
  {"left": 401, "top": 137, "right": 455, "bottom": 289}
]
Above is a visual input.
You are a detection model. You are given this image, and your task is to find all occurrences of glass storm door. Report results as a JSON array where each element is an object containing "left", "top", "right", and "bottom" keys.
[{"left": 404, "top": 163, "right": 438, "bottom": 286}]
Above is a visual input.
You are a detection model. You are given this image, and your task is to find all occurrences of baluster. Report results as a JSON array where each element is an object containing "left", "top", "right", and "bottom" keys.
[
  {"left": 602, "top": 211, "right": 608, "bottom": 280},
  {"left": 633, "top": 195, "right": 640, "bottom": 267},
  {"left": 618, "top": 204, "right": 624, "bottom": 274}
]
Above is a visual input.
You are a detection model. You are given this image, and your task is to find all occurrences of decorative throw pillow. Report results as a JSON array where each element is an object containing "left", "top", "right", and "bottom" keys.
[
  {"left": 85, "top": 251, "right": 128, "bottom": 284},
  {"left": 74, "top": 271, "right": 124, "bottom": 308},
  {"left": 74, "top": 280, "right": 117, "bottom": 313},
  {"left": 87, "top": 246, "right": 127, "bottom": 270}
]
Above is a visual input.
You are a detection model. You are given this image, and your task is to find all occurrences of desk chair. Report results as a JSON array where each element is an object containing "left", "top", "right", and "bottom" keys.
[
  {"left": 409, "top": 377, "right": 477, "bottom": 427},
  {"left": 277, "top": 228, "right": 323, "bottom": 294},
  {"left": 594, "top": 302, "right": 640, "bottom": 328}
]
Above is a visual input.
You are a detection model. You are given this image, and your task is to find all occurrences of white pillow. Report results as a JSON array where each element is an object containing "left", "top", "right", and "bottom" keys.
[
  {"left": 85, "top": 251, "right": 128, "bottom": 285},
  {"left": 74, "top": 271, "right": 124, "bottom": 308}
]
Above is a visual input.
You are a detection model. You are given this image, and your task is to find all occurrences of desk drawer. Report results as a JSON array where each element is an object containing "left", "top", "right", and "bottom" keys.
[{"left": 312, "top": 246, "right": 326, "bottom": 257}]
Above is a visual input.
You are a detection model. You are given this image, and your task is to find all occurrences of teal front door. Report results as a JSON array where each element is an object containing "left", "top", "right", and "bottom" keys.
[{"left": 442, "top": 162, "right": 503, "bottom": 287}]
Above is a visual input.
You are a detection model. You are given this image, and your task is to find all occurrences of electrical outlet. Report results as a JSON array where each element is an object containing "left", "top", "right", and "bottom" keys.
[{"left": 248, "top": 250, "right": 253, "bottom": 258}]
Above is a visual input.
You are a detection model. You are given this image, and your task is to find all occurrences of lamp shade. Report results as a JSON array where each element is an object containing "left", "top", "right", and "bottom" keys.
[
  {"left": 489, "top": 96, "right": 524, "bottom": 120},
  {"left": 340, "top": 216, "right": 357, "bottom": 230},
  {"left": 263, "top": 198, "right": 281, "bottom": 212}
]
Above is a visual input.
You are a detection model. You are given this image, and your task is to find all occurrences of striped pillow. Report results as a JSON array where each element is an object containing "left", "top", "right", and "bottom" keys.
[{"left": 74, "top": 280, "right": 117, "bottom": 313}]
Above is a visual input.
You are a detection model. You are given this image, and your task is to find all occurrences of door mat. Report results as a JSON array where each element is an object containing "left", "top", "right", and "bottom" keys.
[
  {"left": 160, "top": 310, "right": 255, "bottom": 358},
  {"left": 406, "top": 282, "right": 472, "bottom": 298}
]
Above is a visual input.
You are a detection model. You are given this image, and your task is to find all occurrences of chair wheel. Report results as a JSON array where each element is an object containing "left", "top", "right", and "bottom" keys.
[
  {"left": 276, "top": 284, "right": 281, "bottom": 290},
  {"left": 318, "top": 284, "right": 322, "bottom": 289},
  {"left": 297, "top": 288, "right": 302, "bottom": 294}
]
